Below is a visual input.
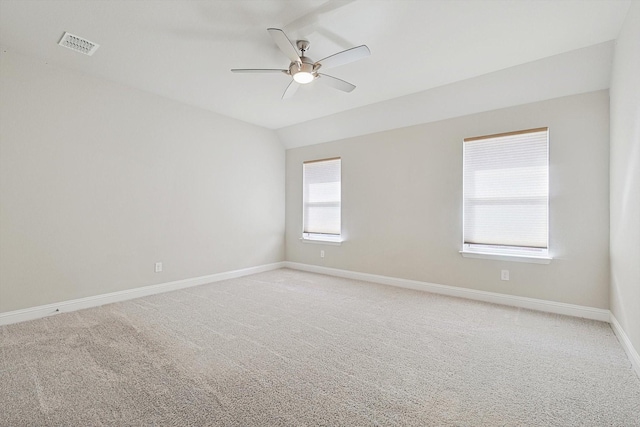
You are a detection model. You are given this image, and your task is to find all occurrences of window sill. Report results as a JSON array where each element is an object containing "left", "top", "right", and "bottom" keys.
[
  {"left": 300, "top": 237, "right": 342, "bottom": 246},
  {"left": 459, "top": 250, "right": 552, "bottom": 264}
]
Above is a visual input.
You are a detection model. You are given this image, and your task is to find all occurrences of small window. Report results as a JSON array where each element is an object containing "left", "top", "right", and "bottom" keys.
[
  {"left": 302, "top": 157, "right": 341, "bottom": 243},
  {"left": 462, "top": 128, "right": 550, "bottom": 261}
]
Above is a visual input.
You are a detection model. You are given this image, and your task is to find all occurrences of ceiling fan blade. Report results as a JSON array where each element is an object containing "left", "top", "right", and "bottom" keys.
[
  {"left": 231, "top": 69, "right": 288, "bottom": 74},
  {"left": 316, "top": 45, "right": 370, "bottom": 69},
  {"left": 318, "top": 73, "right": 356, "bottom": 92},
  {"left": 317, "top": 74, "right": 356, "bottom": 92},
  {"left": 267, "top": 28, "right": 301, "bottom": 63},
  {"left": 282, "top": 80, "right": 300, "bottom": 99}
]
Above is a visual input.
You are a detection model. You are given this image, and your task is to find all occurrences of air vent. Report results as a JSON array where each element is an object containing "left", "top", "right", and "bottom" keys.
[{"left": 58, "top": 32, "right": 99, "bottom": 56}]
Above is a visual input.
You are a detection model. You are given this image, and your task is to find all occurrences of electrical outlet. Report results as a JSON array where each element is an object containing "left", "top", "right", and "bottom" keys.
[
  {"left": 155, "top": 262, "right": 163, "bottom": 273},
  {"left": 320, "top": 250, "right": 325, "bottom": 258},
  {"left": 501, "top": 270, "right": 509, "bottom": 281}
]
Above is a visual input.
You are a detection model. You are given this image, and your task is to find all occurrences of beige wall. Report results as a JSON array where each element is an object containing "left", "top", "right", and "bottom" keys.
[
  {"left": 0, "top": 50, "right": 285, "bottom": 313},
  {"left": 610, "top": 3, "right": 640, "bottom": 354},
  {"left": 286, "top": 91, "right": 610, "bottom": 308},
  {"left": 0, "top": 42, "right": 620, "bottom": 320}
]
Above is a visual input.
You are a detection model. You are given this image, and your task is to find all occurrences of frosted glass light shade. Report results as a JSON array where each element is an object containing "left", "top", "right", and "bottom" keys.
[{"left": 293, "top": 71, "right": 314, "bottom": 84}]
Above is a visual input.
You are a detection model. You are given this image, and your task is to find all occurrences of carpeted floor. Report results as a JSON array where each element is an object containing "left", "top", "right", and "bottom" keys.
[{"left": 1, "top": 268, "right": 639, "bottom": 426}]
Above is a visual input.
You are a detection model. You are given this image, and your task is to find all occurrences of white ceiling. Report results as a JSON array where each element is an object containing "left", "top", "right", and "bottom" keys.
[{"left": 0, "top": 0, "right": 631, "bottom": 135}]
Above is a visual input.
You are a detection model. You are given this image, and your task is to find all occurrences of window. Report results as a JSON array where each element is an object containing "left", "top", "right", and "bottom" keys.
[
  {"left": 302, "top": 157, "right": 341, "bottom": 243},
  {"left": 462, "top": 127, "right": 550, "bottom": 263}
]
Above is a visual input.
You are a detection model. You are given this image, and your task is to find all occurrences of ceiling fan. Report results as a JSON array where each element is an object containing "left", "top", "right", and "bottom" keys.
[{"left": 231, "top": 28, "right": 370, "bottom": 99}]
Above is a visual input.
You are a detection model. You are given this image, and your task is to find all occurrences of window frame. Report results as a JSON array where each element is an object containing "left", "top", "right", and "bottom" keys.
[
  {"left": 301, "top": 157, "right": 342, "bottom": 244},
  {"left": 460, "top": 127, "right": 552, "bottom": 264}
]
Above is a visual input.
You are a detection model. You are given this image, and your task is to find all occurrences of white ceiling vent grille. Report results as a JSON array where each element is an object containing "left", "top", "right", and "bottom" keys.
[{"left": 58, "top": 32, "right": 99, "bottom": 56}]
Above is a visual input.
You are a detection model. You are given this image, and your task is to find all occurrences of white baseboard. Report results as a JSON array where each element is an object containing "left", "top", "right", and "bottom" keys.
[
  {"left": 4, "top": 261, "right": 637, "bottom": 378},
  {"left": 0, "top": 262, "right": 285, "bottom": 326},
  {"left": 610, "top": 314, "right": 640, "bottom": 379},
  {"left": 284, "top": 262, "right": 610, "bottom": 322},
  {"left": 286, "top": 262, "right": 640, "bottom": 377}
]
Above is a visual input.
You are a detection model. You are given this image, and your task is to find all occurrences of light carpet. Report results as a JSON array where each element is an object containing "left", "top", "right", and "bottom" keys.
[{"left": 1, "top": 268, "right": 639, "bottom": 426}]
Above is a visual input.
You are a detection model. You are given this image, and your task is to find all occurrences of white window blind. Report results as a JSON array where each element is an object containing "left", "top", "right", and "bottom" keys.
[
  {"left": 303, "top": 157, "right": 341, "bottom": 240},
  {"left": 463, "top": 128, "right": 549, "bottom": 254}
]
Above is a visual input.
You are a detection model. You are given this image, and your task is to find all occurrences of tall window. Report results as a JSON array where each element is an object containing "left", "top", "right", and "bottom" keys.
[
  {"left": 462, "top": 127, "right": 549, "bottom": 259},
  {"left": 303, "top": 157, "right": 341, "bottom": 242}
]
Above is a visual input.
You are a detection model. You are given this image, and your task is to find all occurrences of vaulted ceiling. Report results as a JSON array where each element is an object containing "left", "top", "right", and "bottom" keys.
[{"left": 0, "top": 0, "right": 631, "bottom": 147}]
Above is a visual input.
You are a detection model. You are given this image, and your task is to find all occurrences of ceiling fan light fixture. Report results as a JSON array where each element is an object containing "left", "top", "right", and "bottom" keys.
[
  {"left": 293, "top": 71, "right": 314, "bottom": 84},
  {"left": 291, "top": 60, "right": 315, "bottom": 84}
]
